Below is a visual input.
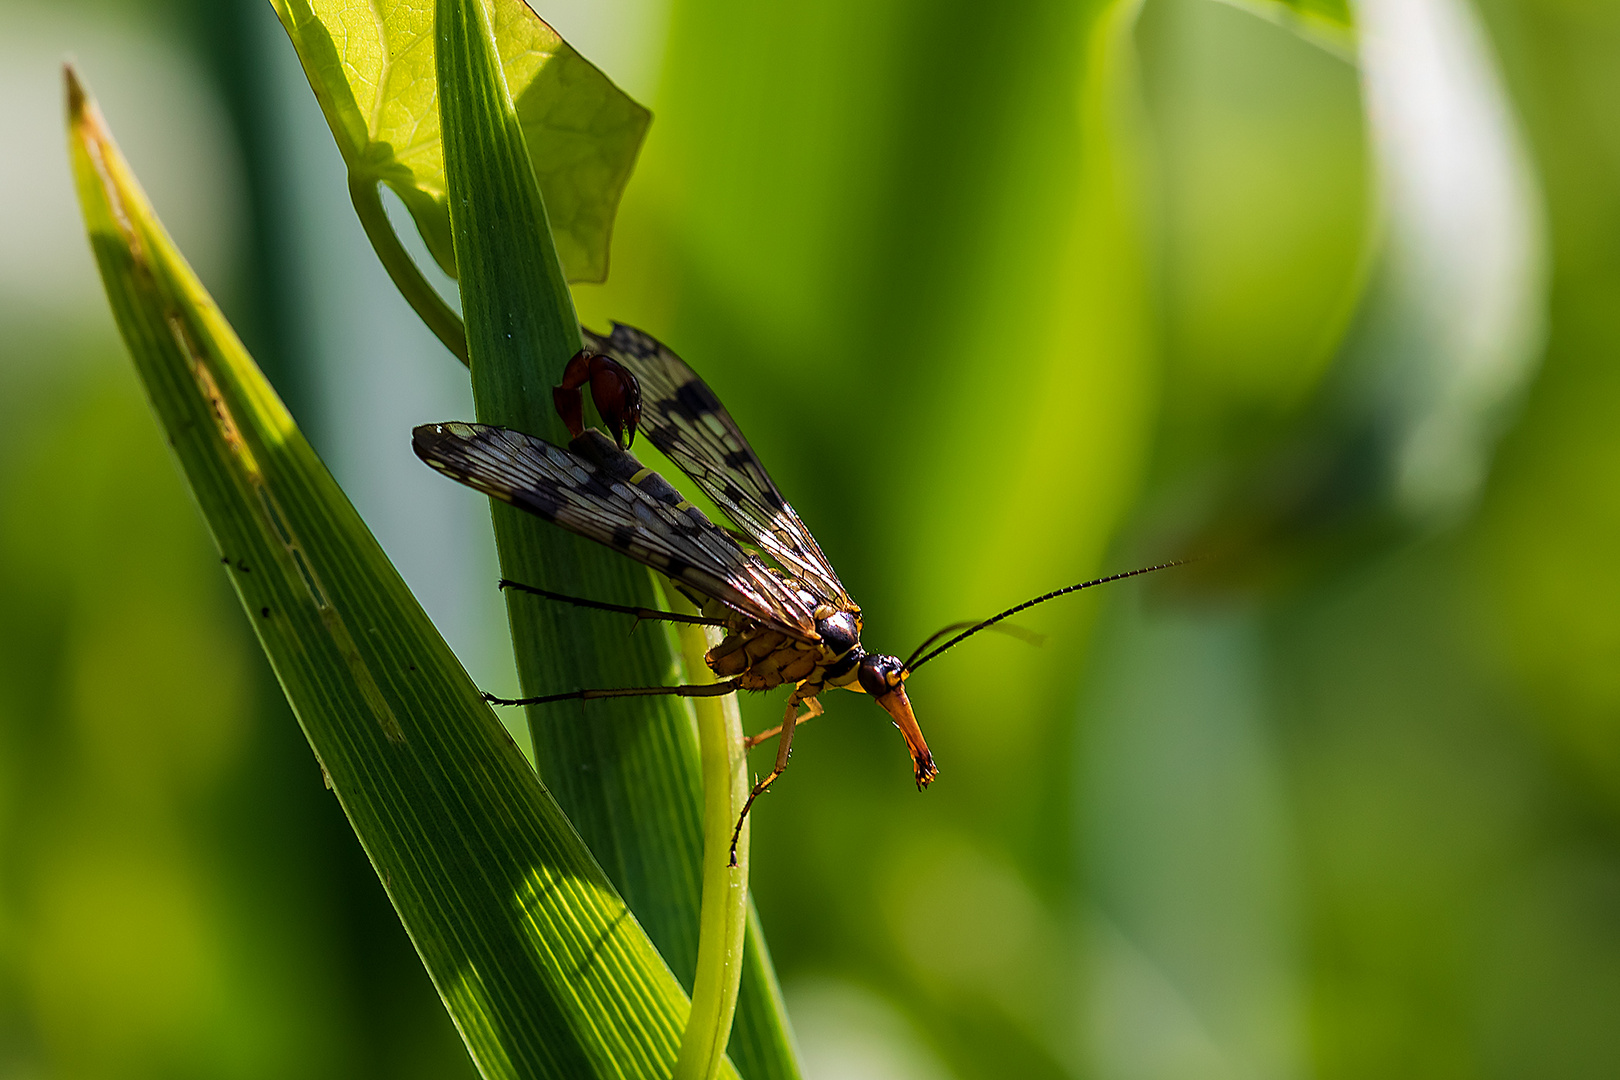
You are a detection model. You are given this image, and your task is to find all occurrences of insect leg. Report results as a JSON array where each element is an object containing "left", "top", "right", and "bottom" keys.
[
  {"left": 728, "top": 695, "right": 810, "bottom": 865},
  {"left": 499, "top": 579, "right": 728, "bottom": 627},
  {"left": 743, "top": 695, "right": 824, "bottom": 749},
  {"left": 483, "top": 678, "right": 743, "bottom": 707}
]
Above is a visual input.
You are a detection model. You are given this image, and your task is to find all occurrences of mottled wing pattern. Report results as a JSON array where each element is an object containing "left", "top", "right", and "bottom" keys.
[
  {"left": 583, "top": 323, "right": 856, "bottom": 612},
  {"left": 412, "top": 422, "right": 818, "bottom": 639}
]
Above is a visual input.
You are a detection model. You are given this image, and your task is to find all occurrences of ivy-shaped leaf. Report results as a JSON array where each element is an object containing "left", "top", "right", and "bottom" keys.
[{"left": 270, "top": 0, "right": 649, "bottom": 284}]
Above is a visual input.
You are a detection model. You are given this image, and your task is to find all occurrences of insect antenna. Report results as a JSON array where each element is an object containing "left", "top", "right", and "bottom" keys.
[
  {"left": 904, "top": 559, "right": 1192, "bottom": 673},
  {"left": 902, "top": 620, "right": 1046, "bottom": 671}
]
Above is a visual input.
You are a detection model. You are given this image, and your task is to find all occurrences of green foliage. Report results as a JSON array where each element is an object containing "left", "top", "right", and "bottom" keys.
[
  {"left": 432, "top": 1, "right": 784, "bottom": 1074},
  {"left": 1215, "top": 0, "right": 1354, "bottom": 56},
  {"left": 11, "top": 0, "right": 1620, "bottom": 1075},
  {"left": 269, "top": 0, "right": 650, "bottom": 362},
  {"left": 66, "top": 67, "right": 720, "bottom": 1080},
  {"left": 672, "top": 617, "right": 753, "bottom": 1080}
]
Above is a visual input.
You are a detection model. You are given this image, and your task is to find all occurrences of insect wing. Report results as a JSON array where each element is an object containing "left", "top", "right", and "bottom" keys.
[
  {"left": 412, "top": 422, "right": 818, "bottom": 638},
  {"left": 583, "top": 323, "right": 855, "bottom": 611}
]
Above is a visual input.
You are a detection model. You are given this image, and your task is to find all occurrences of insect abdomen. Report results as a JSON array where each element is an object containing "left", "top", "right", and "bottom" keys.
[{"left": 571, "top": 429, "right": 713, "bottom": 534}]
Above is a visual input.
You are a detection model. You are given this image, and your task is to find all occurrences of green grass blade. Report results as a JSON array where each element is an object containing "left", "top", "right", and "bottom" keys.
[
  {"left": 269, "top": 0, "right": 649, "bottom": 286},
  {"left": 67, "top": 65, "right": 706, "bottom": 1080},
  {"left": 435, "top": 1, "right": 803, "bottom": 1074},
  {"left": 434, "top": 0, "right": 711, "bottom": 986}
]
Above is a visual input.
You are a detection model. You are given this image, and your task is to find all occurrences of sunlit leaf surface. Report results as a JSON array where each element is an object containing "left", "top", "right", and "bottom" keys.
[
  {"left": 269, "top": 0, "right": 649, "bottom": 283},
  {"left": 18, "top": 0, "right": 1620, "bottom": 1074},
  {"left": 68, "top": 67, "right": 713, "bottom": 1080},
  {"left": 432, "top": 0, "right": 799, "bottom": 1072}
]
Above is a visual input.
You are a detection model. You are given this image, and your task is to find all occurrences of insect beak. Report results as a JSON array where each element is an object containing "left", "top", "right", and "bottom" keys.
[{"left": 875, "top": 684, "right": 938, "bottom": 790}]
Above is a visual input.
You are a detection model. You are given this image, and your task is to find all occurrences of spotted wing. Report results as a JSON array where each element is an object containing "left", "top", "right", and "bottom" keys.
[
  {"left": 412, "top": 422, "right": 818, "bottom": 639},
  {"left": 583, "top": 322, "right": 856, "bottom": 611}
]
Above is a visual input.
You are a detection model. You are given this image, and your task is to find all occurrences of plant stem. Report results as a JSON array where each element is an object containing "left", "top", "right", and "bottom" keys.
[
  {"left": 673, "top": 617, "right": 750, "bottom": 1080},
  {"left": 347, "top": 173, "right": 469, "bottom": 365}
]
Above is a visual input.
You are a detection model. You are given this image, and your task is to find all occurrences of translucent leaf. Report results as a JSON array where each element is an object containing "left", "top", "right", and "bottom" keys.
[{"left": 269, "top": 0, "right": 649, "bottom": 284}]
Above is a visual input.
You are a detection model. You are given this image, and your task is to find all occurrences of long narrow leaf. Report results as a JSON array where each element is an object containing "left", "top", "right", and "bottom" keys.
[
  {"left": 435, "top": 0, "right": 708, "bottom": 988},
  {"left": 433, "top": 1, "right": 801, "bottom": 1074},
  {"left": 67, "top": 66, "right": 707, "bottom": 1080}
]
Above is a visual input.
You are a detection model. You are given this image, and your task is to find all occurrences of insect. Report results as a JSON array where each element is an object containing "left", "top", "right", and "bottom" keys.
[{"left": 413, "top": 323, "right": 1181, "bottom": 862}]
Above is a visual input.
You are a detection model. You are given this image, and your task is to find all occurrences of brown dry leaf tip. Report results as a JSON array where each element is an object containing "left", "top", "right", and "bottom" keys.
[
  {"left": 64, "top": 65, "right": 140, "bottom": 258},
  {"left": 64, "top": 64, "right": 110, "bottom": 149},
  {"left": 64, "top": 63, "right": 87, "bottom": 117}
]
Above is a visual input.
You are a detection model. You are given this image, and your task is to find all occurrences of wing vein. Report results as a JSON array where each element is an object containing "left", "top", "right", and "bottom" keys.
[
  {"left": 584, "top": 323, "right": 855, "bottom": 612},
  {"left": 411, "top": 422, "right": 818, "bottom": 638}
]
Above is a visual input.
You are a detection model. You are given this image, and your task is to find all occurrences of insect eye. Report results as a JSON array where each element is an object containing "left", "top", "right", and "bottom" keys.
[
  {"left": 856, "top": 656, "right": 886, "bottom": 697},
  {"left": 857, "top": 654, "right": 905, "bottom": 696}
]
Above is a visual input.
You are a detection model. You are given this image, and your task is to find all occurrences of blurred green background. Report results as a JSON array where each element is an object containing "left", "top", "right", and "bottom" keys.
[{"left": 3, "top": 0, "right": 1618, "bottom": 1077}]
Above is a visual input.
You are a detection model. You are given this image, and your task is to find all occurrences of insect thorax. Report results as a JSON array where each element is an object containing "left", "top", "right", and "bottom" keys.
[{"left": 703, "top": 605, "right": 866, "bottom": 694}]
